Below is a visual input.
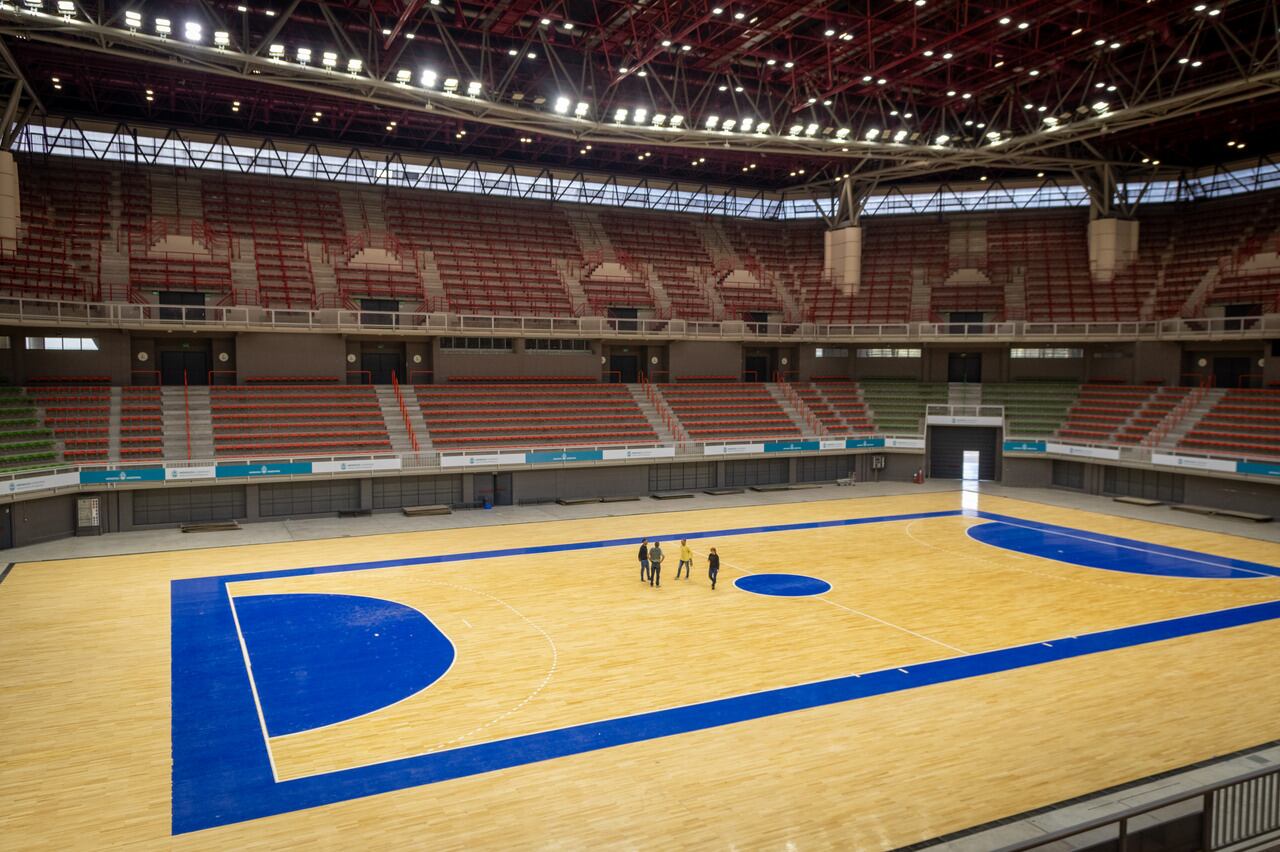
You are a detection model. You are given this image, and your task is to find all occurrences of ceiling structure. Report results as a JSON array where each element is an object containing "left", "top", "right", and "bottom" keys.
[{"left": 0, "top": 0, "right": 1277, "bottom": 193}]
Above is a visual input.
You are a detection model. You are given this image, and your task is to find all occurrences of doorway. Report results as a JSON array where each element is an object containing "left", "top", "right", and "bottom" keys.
[
  {"left": 0, "top": 504, "right": 11, "bottom": 550},
  {"left": 361, "top": 351, "right": 404, "bottom": 384},
  {"left": 947, "top": 352, "right": 982, "bottom": 383},
  {"left": 473, "top": 472, "right": 513, "bottom": 507},
  {"left": 744, "top": 354, "right": 770, "bottom": 382},
  {"left": 609, "top": 354, "right": 640, "bottom": 383},
  {"left": 962, "top": 450, "right": 981, "bottom": 482},
  {"left": 928, "top": 426, "right": 997, "bottom": 479},
  {"left": 159, "top": 349, "right": 211, "bottom": 385},
  {"left": 1213, "top": 355, "right": 1254, "bottom": 389}
]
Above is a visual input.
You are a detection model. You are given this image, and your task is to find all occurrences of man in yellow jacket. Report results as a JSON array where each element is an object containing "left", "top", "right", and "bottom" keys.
[{"left": 676, "top": 539, "right": 694, "bottom": 579}]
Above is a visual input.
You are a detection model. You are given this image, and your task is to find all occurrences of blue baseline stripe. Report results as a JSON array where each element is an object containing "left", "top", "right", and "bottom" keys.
[{"left": 171, "top": 508, "right": 1280, "bottom": 834}]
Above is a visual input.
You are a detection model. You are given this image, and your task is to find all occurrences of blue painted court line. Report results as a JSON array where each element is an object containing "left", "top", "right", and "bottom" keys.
[
  {"left": 972, "top": 512, "right": 1280, "bottom": 579},
  {"left": 170, "top": 509, "right": 1280, "bottom": 834}
]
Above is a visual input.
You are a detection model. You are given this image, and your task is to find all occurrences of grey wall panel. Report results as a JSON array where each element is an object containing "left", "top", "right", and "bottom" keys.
[
  {"left": 513, "top": 466, "right": 649, "bottom": 502},
  {"left": 372, "top": 475, "right": 463, "bottom": 510},
  {"left": 132, "top": 485, "right": 247, "bottom": 526},
  {"left": 234, "top": 332, "right": 347, "bottom": 380},
  {"left": 11, "top": 329, "right": 133, "bottom": 384},
  {"left": 259, "top": 480, "right": 360, "bottom": 517},
  {"left": 668, "top": 341, "right": 742, "bottom": 380},
  {"left": 12, "top": 494, "right": 75, "bottom": 547},
  {"left": 1182, "top": 474, "right": 1280, "bottom": 514},
  {"left": 1003, "top": 457, "right": 1054, "bottom": 488}
]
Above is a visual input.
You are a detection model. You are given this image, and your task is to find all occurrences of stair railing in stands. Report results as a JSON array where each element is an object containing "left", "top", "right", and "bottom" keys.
[
  {"left": 1145, "top": 377, "right": 1211, "bottom": 449},
  {"left": 778, "top": 380, "right": 824, "bottom": 436},
  {"left": 391, "top": 373, "right": 419, "bottom": 452},
  {"left": 639, "top": 375, "right": 689, "bottom": 446}
]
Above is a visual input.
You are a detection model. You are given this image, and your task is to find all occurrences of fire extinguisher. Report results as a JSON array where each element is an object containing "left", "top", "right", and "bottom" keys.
[{"left": 913, "top": 468, "right": 924, "bottom": 484}]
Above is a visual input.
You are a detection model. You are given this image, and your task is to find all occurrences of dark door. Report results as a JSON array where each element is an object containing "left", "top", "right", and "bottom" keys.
[
  {"left": 929, "top": 426, "right": 998, "bottom": 479},
  {"left": 609, "top": 354, "right": 639, "bottom": 383},
  {"left": 745, "top": 354, "right": 770, "bottom": 382},
  {"left": 947, "top": 352, "right": 982, "bottom": 383},
  {"left": 158, "top": 291, "right": 206, "bottom": 322},
  {"left": 1213, "top": 356, "right": 1253, "bottom": 389},
  {"left": 360, "top": 298, "right": 399, "bottom": 327},
  {"left": 608, "top": 306, "right": 639, "bottom": 333},
  {"left": 362, "top": 352, "right": 403, "bottom": 384},
  {"left": 947, "top": 311, "right": 984, "bottom": 334},
  {"left": 159, "top": 350, "right": 211, "bottom": 385},
  {"left": 494, "top": 472, "right": 513, "bottom": 506},
  {"left": 0, "top": 504, "right": 11, "bottom": 550}
]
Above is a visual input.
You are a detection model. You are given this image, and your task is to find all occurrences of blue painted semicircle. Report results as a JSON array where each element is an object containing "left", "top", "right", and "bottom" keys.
[
  {"left": 232, "top": 593, "right": 454, "bottom": 737},
  {"left": 735, "top": 573, "right": 832, "bottom": 597},
  {"left": 967, "top": 521, "right": 1280, "bottom": 579}
]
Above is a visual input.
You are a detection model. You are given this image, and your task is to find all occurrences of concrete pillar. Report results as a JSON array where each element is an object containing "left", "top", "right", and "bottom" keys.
[
  {"left": 823, "top": 225, "right": 862, "bottom": 294},
  {"left": 1088, "top": 218, "right": 1139, "bottom": 284},
  {"left": 0, "top": 150, "right": 18, "bottom": 253}
]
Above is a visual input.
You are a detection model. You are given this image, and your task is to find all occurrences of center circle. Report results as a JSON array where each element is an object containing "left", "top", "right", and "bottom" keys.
[{"left": 734, "top": 573, "right": 831, "bottom": 597}]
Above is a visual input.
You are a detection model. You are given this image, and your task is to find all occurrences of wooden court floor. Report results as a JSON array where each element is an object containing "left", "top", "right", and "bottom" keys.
[{"left": 2, "top": 491, "right": 1279, "bottom": 850}]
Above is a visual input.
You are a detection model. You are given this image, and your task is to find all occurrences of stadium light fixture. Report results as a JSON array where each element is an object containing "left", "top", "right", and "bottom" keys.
[
  {"left": 125, "top": 10, "right": 141, "bottom": 29},
  {"left": 721, "top": 118, "right": 736, "bottom": 131},
  {"left": 614, "top": 108, "right": 628, "bottom": 122},
  {"left": 633, "top": 107, "right": 648, "bottom": 124},
  {"left": 296, "top": 47, "right": 311, "bottom": 64},
  {"left": 155, "top": 17, "right": 171, "bottom": 37},
  {"left": 705, "top": 115, "right": 719, "bottom": 129},
  {"left": 396, "top": 69, "right": 412, "bottom": 84},
  {"left": 420, "top": 69, "right": 437, "bottom": 87},
  {"left": 935, "top": 133, "right": 950, "bottom": 144},
  {"left": 835, "top": 127, "right": 849, "bottom": 139},
  {"left": 754, "top": 122, "right": 768, "bottom": 134},
  {"left": 466, "top": 81, "right": 482, "bottom": 97},
  {"left": 865, "top": 128, "right": 879, "bottom": 140},
  {"left": 805, "top": 123, "right": 818, "bottom": 136},
  {"left": 669, "top": 114, "right": 684, "bottom": 127},
  {"left": 554, "top": 96, "right": 571, "bottom": 114},
  {"left": 788, "top": 124, "right": 802, "bottom": 136},
  {"left": 443, "top": 77, "right": 458, "bottom": 92},
  {"left": 183, "top": 21, "right": 202, "bottom": 41},
  {"left": 893, "top": 129, "right": 908, "bottom": 142},
  {"left": 268, "top": 43, "right": 284, "bottom": 59},
  {"left": 56, "top": 0, "right": 74, "bottom": 18},
  {"left": 322, "top": 51, "right": 337, "bottom": 69},
  {"left": 347, "top": 58, "right": 363, "bottom": 74},
  {"left": 213, "top": 31, "right": 230, "bottom": 48},
  {"left": 574, "top": 102, "right": 589, "bottom": 118},
  {"left": 740, "top": 117, "right": 754, "bottom": 132},
  {"left": 652, "top": 113, "right": 666, "bottom": 126}
]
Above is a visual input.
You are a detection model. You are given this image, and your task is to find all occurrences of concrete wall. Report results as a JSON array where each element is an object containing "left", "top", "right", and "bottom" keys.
[
  {"left": 0, "top": 329, "right": 134, "bottom": 384},
  {"left": 851, "top": 354, "right": 925, "bottom": 380},
  {"left": 234, "top": 332, "right": 347, "bottom": 380},
  {"left": 1003, "top": 457, "right": 1055, "bottom": 488},
  {"left": 432, "top": 340, "right": 602, "bottom": 382},
  {"left": 1182, "top": 474, "right": 1280, "bottom": 514},
  {"left": 797, "top": 345, "right": 854, "bottom": 380},
  {"left": 11, "top": 493, "right": 76, "bottom": 547},
  {"left": 668, "top": 341, "right": 742, "bottom": 380},
  {"left": 512, "top": 465, "right": 649, "bottom": 502}
]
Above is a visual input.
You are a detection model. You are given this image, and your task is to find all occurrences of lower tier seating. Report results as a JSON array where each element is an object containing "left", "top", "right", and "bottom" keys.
[
  {"left": 211, "top": 384, "right": 390, "bottom": 456},
  {"left": 657, "top": 383, "right": 800, "bottom": 440},
  {"left": 1181, "top": 389, "right": 1280, "bottom": 458}
]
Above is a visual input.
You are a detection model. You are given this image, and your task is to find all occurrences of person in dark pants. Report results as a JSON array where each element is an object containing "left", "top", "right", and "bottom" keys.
[
  {"left": 708, "top": 548, "right": 720, "bottom": 590},
  {"left": 676, "top": 539, "right": 693, "bottom": 579},
  {"left": 649, "top": 542, "right": 664, "bottom": 587},
  {"left": 638, "top": 538, "right": 649, "bottom": 582}
]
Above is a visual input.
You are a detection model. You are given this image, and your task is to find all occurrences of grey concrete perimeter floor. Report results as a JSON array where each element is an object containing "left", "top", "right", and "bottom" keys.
[{"left": 4, "top": 480, "right": 1279, "bottom": 849}]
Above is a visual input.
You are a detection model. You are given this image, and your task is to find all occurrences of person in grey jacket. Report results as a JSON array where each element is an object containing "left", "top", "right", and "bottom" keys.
[{"left": 649, "top": 542, "right": 664, "bottom": 587}]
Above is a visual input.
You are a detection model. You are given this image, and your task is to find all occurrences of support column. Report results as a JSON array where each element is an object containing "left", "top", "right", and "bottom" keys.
[
  {"left": 0, "top": 149, "right": 18, "bottom": 253},
  {"left": 823, "top": 179, "right": 868, "bottom": 293},
  {"left": 1088, "top": 217, "right": 1140, "bottom": 283}
]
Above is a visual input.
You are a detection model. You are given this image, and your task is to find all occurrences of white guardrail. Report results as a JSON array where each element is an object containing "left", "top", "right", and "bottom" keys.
[
  {"left": 3, "top": 431, "right": 1275, "bottom": 502},
  {"left": 0, "top": 296, "right": 1275, "bottom": 340}
]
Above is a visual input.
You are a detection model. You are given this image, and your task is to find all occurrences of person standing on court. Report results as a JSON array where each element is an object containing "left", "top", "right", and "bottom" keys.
[
  {"left": 676, "top": 539, "right": 694, "bottom": 579},
  {"left": 708, "top": 548, "right": 720, "bottom": 590},
  {"left": 638, "top": 538, "right": 650, "bottom": 583},
  {"left": 649, "top": 541, "right": 664, "bottom": 587}
]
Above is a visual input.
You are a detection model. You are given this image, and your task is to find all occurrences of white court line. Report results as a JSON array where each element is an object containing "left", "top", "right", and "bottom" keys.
[
  {"left": 691, "top": 547, "right": 968, "bottom": 656},
  {"left": 977, "top": 518, "right": 1280, "bottom": 580},
  {"left": 225, "top": 587, "right": 280, "bottom": 783}
]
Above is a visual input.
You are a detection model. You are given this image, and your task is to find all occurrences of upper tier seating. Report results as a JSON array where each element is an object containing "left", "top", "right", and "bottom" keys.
[
  {"left": 600, "top": 212, "right": 716, "bottom": 319},
  {"left": 0, "top": 161, "right": 107, "bottom": 301},
  {"left": 210, "top": 384, "right": 390, "bottom": 456},
  {"left": 793, "top": 380, "right": 875, "bottom": 434},
  {"left": 658, "top": 382, "right": 800, "bottom": 440},
  {"left": 1181, "top": 388, "right": 1280, "bottom": 458},
  {"left": 988, "top": 212, "right": 1111, "bottom": 322},
  {"left": 386, "top": 192, "right": 577, "bottom": 316},
  {"left": 858, "top": 380, "right": 948, "bottom": 434},
  {"left": 417, "top": 382, "right": 655, "bottom": 449}
]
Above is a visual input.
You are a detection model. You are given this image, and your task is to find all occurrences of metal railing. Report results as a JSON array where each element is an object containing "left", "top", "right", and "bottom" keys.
[
  {"left": 995, "top": 762, "right": 1280, "bottom": 852},
  {"left": 926, "top": 404, "right": 1007, "bottom": 419},
  {"left": 0, "top": 295, "right": 1273, "bottom": 341}
]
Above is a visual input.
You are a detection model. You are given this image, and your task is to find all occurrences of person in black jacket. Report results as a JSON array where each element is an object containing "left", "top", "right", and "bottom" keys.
[
  {"left": 638, "top": 538, "right": 649, "bottom": 582},
  {"left": 708, "top": 548, "right": 720, "bottom": 590}
]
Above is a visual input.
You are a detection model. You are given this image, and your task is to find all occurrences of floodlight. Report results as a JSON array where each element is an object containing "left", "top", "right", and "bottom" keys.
[
  {"left": 467, "top": 81, "right": 482, "bottom": 96},
  {"left": 322, "top": 51, "right": 337, "bottom": 68},
  {"left": 214, "top": 31, "right": 230, "bottom": 47},
  {"left": 155, "top": 17, "right": 170, "bottom": 36},
  {"left": 554, "top": 96, "right": 571, "bottom": 114},
  {"left": 347, "top": 58, "right": 363, "bottom": 73},
  {"left": 420, "top": 69, "right": 437, "bottom": 87},
  {"left": 705, "top": 115, "right": 719, "bottom": 129},
  {"left": 574, "top": 101, "right": 589, "bottom": 117}
]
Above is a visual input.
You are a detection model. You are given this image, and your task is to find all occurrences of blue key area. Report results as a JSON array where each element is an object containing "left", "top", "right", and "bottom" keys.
[
  {"left": 967, "top": 520, "right": 1280, "bottom": 579},
  {"left": 233, "top": 593, "right": 455, "bottom": 736},
  {"left": 734, "top": 573, "right": 832, "bottom": 597}
]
